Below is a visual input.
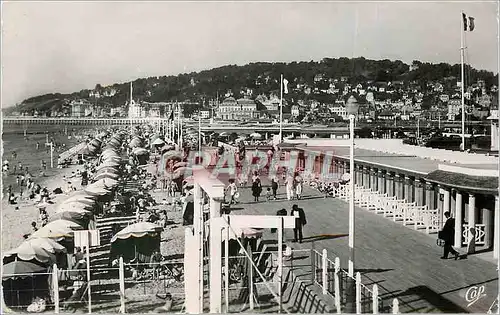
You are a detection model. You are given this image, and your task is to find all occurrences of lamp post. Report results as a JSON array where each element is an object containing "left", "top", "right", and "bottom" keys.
[{"left": 346, "top": 95, "right": 359, "bottom": 277}]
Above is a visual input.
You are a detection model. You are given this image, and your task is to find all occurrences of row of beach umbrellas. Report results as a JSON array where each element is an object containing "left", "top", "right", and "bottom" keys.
[{"left": 2, "top": 130, "right": 122, "bottom": 277}]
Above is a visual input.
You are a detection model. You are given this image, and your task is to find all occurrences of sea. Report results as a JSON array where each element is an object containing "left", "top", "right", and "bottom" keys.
[{"left": 1, "top": 124, "right": 98, "bottom": 194}]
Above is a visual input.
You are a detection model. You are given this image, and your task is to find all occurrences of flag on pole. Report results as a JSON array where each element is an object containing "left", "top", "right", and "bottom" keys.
[
  {"left": 462, "top": 13, "right": 475, "bottom": 31},
  {"left": 283, "top": 78, "right": 289, "bottom": 94}
]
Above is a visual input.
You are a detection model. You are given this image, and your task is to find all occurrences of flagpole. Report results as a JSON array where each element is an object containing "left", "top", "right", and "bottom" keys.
[
  {"left": 461, "top": 11, "right": 466, "bottom": 151},
  {"left": 198, "top": 111, "right": 202, "bottom": 152},
  {"left": 279, "top": 74, "right": 283, "bottom": 143}
]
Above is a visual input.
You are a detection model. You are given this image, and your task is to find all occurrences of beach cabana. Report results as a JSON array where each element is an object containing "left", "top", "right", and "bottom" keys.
[
  {"left": 2, "top": 261, "right": 51, "bottom": 308},
  {"left": 109, "top": 222, "right": 162, "bottom": 264}
]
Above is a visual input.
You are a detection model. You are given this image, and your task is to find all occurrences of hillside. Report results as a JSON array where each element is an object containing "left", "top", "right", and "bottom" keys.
[{"left": 8, "top": 57, "right": 499, "bottom": 116}]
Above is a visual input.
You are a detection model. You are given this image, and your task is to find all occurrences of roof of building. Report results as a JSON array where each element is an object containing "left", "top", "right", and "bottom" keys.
[{"left": 424, "top": 170, "right": 497, "bottom": 193}]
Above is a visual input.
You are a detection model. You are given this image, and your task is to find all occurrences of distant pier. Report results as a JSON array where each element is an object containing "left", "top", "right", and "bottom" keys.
[{"left": 2, "top": 117, "right": 167, "bottom": 126}]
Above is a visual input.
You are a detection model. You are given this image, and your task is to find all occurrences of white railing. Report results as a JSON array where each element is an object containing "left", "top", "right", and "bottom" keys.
[
  {"left": 313, "top": 249, "right": 400, "bottom": 314},
  {"left": 462, "top": 224, "right": 486, "bottom": 245},
  {"left": 328, "top": 183, "right": 441, "bottom": 234}
]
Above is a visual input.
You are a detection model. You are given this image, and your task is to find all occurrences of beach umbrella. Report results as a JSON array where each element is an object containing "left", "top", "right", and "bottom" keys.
[
  {"left": 56, "top": 202, "right": 93, "bottom": 214},
  {"left": 250, "top": 132, "right": 262, "bottom": 139},
  {"left": 67, "top": 190, "right": 97, "bottom": 200},
  {"left": 102, "top": 157, "right": 122, "bottom": 164},
  {"left": 94, "top": 166, "right": 120, "bottom": 175},
  {"left": 102, "top": 148, "right": 119, "bottom": 156},
  {"left": 85, "top": 185, "right": 112, "bottom": 196},
  {"left": 30, "top": 220, "right": 83, "bottom": 240},
  {"left": 132, "top": 147, "right": 149, "bottom": 155},
  {"left": 93, "top": 177, "right": 119, "bottom": 186},
  {"left": 93, "top": 172, "right": 120, "bottom": 181},
  {"left": 219, "top": 132, "right": 228, "bottom": 137},
  {"left": 95, "top": 164, "right": 120, "bottom": 174},
  {"left": 3, "top": 246, "right": 55, "bottom": 265},
  {"left": 98, "top": 160, "right": 120, "bottom": 167},
  {"left": 5, "top": 238, "right": 67, "bottom": 264},
  {"left": 2, "top": 261, "right": 47, "bottom": 279},
  {"left": 151, "top": 138, "right": 165, "bottom": 146},
  {"left": 94, "top": 168, "right": 120, "bottom": 176},
  {"left": 162, "top": 151, "right": 183, "bottom": 160},
  {"left": 50, "top": 211, "right": 90, "bottom": 226},
  {"left": 111, "top": 222, "right": 163, "bottom": 243},
  {"left": 89, "top": 139, "right": 102, "bottom": 148},
  {"left": 62, "top": 195, "right": 95, "bottom": 205}
]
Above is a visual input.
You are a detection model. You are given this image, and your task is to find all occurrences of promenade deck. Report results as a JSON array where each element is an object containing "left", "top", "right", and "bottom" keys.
[{"left": 216, "top": 175, "right": 498, "bottom": 313}]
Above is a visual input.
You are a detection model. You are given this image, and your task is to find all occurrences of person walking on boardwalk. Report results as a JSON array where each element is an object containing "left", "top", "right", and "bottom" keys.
[
  {"left": 226, "top": 179, "right": 239, "bottom": 205},
  {"left": 439, "top": 212, "right": 460, "bottom": 260},
  {"left": 285, "top": 173, "right": 295, "bottom": 201},
  {"left": 291, "top": 204, "right": 306, "bottom": 243},
  {"left": 271, "top": 178, "right": 279, "bottom": 200},
  {"left": 294, "top": 172, "right": 303, "bottom": 200},
  {"left": 251, "top": 178, "right": 262, "bottom": 202}
]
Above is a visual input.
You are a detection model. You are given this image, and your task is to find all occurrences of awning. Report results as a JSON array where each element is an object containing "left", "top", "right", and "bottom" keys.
[{"left": 424, "top": 170, "right": 498, "bottom": 194}]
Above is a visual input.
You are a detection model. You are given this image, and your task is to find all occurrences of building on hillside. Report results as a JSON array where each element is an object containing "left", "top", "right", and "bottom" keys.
[
  {"left": 70, "top": 100, "right": 93, "bottom": 117},
  {"left": 128, "top": 100, "right": 146, "bottom": 118},
  {"left": 200, "top": 110, "right": 210, "bottom": 119},
  {"left": 447, "top": 98, "right": 461, "bottom": 121},
  {"left": 329, "top": 105, "right": 348, "bottom": 120},
  {"left": 217, "top": 97, "right": 258, "bottom": 121}
]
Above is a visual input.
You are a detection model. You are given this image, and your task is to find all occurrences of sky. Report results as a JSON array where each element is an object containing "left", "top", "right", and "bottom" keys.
[{"left": 1, "top": 1, "right": 499, "bottom": 107}]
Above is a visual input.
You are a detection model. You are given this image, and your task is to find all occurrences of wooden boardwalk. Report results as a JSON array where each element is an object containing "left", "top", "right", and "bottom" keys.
[{"left": 216, "top": 175, "right": 498, "bottom": 313}]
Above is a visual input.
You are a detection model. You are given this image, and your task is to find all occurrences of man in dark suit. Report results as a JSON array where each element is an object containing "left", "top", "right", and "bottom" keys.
[
  {"left": 291, "top": 204, "right": 307, "bottom": 243},
  {"left": 440, "top": 212, "right": 460, "bottom": 260}
]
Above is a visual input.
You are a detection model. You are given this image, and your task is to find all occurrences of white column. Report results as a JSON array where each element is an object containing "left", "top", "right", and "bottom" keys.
[
  {"left": 193, "top": 183, "right": 204, "bottom": 313},
  {"left": 209, "top": 219, "right": 222, "bottom": 313},
  {"left": 454, "top": 191, "right": 463, "bottom": 248},
  {"left": 443, "top": 187, "right": 451, "bottom": 224},
  {"left": 494, "top": 196, "right": 499, "bottom": 259},
  {"left": 467, "top": 194, "right": 476, "bottom": 254}
]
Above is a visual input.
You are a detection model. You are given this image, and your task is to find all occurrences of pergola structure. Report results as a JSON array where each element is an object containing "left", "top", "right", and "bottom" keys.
[{"left": 184, "top": 167, "right": 296, "bottom": 313}]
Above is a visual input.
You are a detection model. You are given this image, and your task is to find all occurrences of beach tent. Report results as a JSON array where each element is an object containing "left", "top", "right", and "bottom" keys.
[
  {"left": 30, "top": 220, "right": 83, "bottom": 240},
  {"left": 109, "top": 222, "right": 162, "bottom": 264},
  {"left": 2, "top": 261, "right": 51, "bottom": 308}
]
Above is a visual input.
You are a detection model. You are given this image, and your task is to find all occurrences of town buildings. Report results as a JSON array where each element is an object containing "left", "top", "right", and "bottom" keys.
[{"left": 217, "top": 97, "right": 258, "bottom": 120}]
